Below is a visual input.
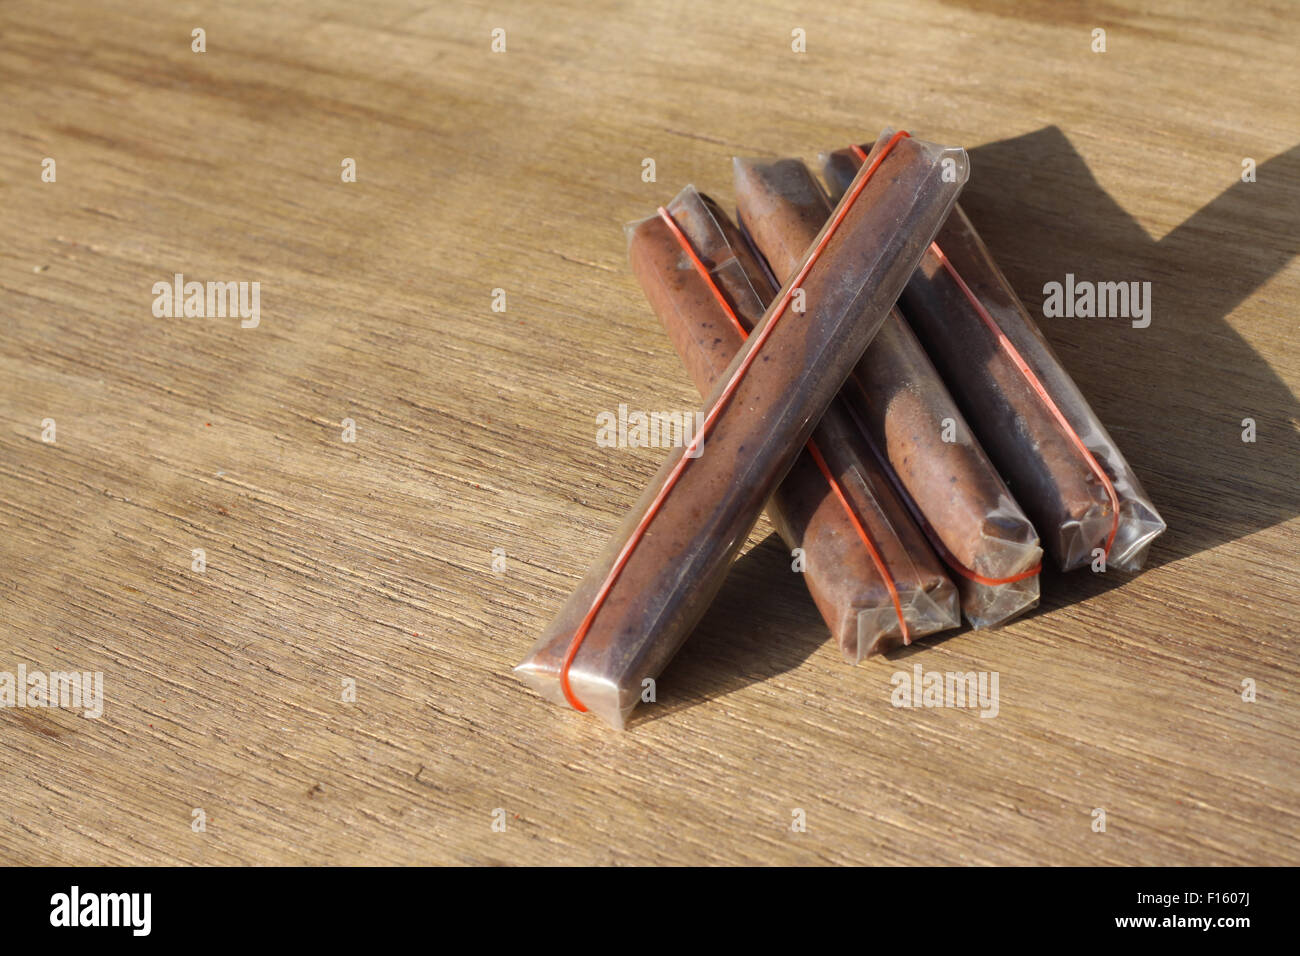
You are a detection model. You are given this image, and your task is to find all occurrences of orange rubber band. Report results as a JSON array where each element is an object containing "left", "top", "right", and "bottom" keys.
[
  {"left": 804, "top": 439, "right": 911, "bottom": 644},
  {"left": 849, "top": 142, "right": 1119, "bottom": 562},
  {"left": 557, "top": 130, "right": 913, "bottom": 712},
  {"left": 656, "top": 206, "right": 911, "bottom": 646},
  {"left": 927, "top": 240, "right": 1120, "bottom": 558},
  {"left": 830, "top": 142, "right": 1040, "bottom": 587}
]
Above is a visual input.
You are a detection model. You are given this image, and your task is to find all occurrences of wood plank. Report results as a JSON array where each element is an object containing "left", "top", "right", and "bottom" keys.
[{"left": 0, "top": 0, "right": 1296, "bottom": 864}]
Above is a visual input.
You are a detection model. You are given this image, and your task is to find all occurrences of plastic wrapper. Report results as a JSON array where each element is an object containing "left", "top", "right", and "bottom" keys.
[
  {"left": 625, "top": 185, "right": 960, "bottom": 661},
  {"left": 822, "top": 144, "right": 1166, "bottom": 570},
  {"left": 735, "top": 153, "right": 1041, "bottom": 627},
  {"left": 516, "top": 132, "right": 968, "bottom": 727}
]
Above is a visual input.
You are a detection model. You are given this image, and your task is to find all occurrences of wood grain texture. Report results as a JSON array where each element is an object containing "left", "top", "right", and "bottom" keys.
[{"left": 0, "top": 0, "right": 1296, "bottom": 865}]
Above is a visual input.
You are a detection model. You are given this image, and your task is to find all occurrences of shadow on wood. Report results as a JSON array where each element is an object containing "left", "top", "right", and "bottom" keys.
[
  {"left": 633, "top": 532, "right": 826, "bottom": 724},
  {"left": 962, "top": 126, "right": 1300, "bottom": 570}
]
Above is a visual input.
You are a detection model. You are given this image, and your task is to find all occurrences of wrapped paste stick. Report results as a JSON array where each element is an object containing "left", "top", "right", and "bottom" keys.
[
  {"left": 735, "top": 154, "right": 1041, "bottom": 627},
  {"left": 822, "top": 143, "right": 1166, "bottom": 570},
  {"left": 516, "top": 131, "right": 968, "bottom": 728},
  {"left": 626, "top": 185, "right": 960, "bottom": 661}
]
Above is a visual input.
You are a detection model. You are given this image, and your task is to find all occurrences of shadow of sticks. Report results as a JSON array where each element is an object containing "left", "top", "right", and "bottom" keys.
[{"left": 647, "top": 126, "right": 1298, "bottom": 715}]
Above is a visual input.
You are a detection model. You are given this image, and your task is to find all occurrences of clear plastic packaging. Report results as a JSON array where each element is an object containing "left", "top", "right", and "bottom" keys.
[
  {"left": 516, "top": 132, "right": 969, "bottom": 727},
  {"left": 822, "top": 145, "right": 1166, "bottom": 571},
  {"left": 735, "top": 153, "right": 1042, "bottom": 627},
  {"left": 626, "top": 185, "right": 960, "bottom": 661}
]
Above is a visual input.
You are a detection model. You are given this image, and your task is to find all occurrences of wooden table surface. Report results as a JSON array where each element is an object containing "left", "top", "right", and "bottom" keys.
[{"left": 1, "top": 0, "right": 1297, "bottom": 865}]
